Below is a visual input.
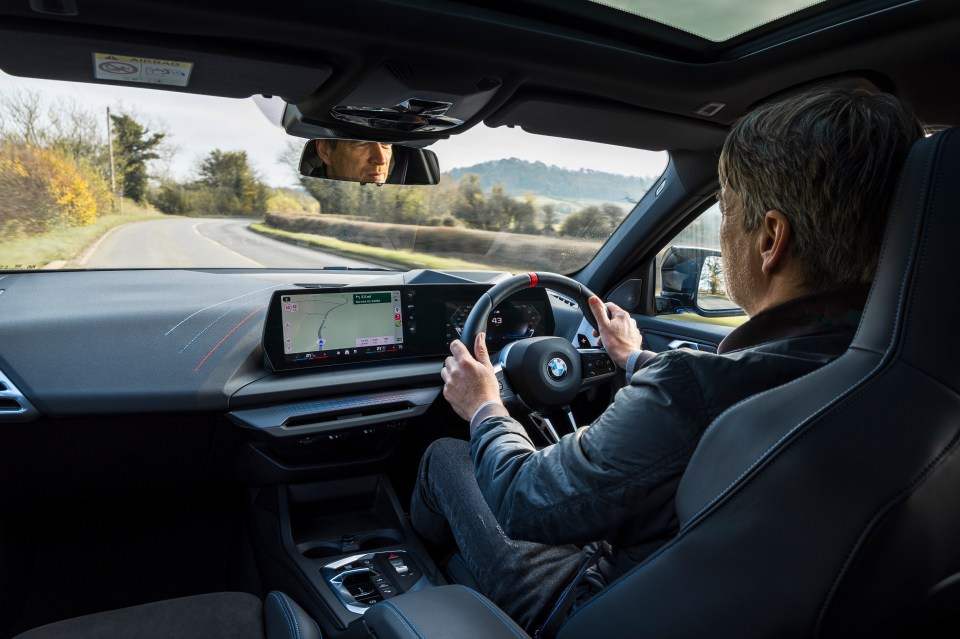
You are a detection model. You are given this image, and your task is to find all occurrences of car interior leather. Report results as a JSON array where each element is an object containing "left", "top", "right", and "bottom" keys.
[{"left": 440, "top": 129, "right": 960, "bottom": 639}]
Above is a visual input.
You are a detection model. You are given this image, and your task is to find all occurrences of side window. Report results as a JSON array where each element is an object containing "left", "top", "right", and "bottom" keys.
[{"left": 654, "top": 202, "right": 747, "bottom": 327}]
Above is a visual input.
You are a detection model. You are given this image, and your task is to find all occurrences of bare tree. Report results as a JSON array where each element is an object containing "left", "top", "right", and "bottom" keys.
[{"left": 0, "top": 89, "right": 45, "bottom": 145}]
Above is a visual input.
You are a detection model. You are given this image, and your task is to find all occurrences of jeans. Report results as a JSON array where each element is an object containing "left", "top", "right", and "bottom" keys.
[{"left": 410, "top": 437, "right": 587, "bottom": 632}]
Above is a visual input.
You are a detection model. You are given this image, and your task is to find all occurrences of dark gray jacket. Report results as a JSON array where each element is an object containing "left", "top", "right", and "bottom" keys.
[{"left": 469, "top": 287, "right": 869, "bottom": 596}]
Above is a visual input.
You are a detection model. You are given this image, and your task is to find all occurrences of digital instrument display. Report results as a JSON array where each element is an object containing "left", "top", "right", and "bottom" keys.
[
  {"left": 263, "top": 284, "right": 552, "bottom": 371},
  {"left": 445, "top": 300, "right": 543, "bottom": 352}
]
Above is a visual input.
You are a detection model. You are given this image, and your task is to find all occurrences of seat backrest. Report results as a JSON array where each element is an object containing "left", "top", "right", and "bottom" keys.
[{"left": 559, "top": 128, "right": 960, "bottom": 639}]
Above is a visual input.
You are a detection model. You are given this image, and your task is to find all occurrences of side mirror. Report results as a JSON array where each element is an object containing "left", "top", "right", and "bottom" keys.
[
  {"left": 657, "top": 246, "right": 744, "bottom": 318},
  {"left": 299, "top": 138, "right": 441, "bottom": 185}
]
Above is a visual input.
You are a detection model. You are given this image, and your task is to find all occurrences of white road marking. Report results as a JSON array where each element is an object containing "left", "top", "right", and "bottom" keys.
[{"left": 192, "top": 221, "right": 265, "bottom": 268}]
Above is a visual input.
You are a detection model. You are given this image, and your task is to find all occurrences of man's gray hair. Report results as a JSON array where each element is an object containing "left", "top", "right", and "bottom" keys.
[{"left": 719, "top": 87, "right": 923, "bottom": 290}]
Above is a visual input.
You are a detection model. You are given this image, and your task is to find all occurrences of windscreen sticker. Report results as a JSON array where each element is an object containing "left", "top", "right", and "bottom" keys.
[{"left": 93, "top": 53, "right": 193, "bottom": 87}]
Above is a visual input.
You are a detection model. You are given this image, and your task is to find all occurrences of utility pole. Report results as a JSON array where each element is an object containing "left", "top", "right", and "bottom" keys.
[{"left": 106, "top": 107, "right": 122, "bottom": 214}]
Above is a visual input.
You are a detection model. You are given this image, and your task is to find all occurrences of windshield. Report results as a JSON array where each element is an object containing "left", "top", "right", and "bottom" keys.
[{"left": 0, "top": 71, "right": 666, "bottom": 273}]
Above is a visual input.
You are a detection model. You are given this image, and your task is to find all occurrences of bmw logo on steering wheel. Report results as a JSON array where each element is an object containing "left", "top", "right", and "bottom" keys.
[{"left": 547, "top": 357, "right": 568, "bottom": 381}]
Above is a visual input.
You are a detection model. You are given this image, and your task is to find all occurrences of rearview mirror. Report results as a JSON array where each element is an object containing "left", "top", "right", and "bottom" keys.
[{"left": 299, "top": 138, "right": 441, "bottom": 185}]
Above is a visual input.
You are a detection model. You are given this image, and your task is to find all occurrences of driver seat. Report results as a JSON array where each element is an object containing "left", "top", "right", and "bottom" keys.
[{"left": 551, "top": 129, "right": 960, "bottom": 637}]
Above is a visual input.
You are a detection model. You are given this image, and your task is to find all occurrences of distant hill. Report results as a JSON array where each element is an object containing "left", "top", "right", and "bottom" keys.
[{"left": 446, "top": 158, "right": 656, "bottom": 203}]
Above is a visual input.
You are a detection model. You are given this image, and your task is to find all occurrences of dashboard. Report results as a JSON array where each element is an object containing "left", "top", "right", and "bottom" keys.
[
  {"left": 0, "top": 266, "right": 607, "bottom": 513},
  {"left": 0, "top": 268, "right": 586, "bottom": 417}
]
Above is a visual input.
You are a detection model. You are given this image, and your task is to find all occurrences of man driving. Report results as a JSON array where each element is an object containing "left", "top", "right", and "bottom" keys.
[
  {"left": 411, "top": 87, "right": 923, "bottom": 634},
  {"left": 314, "top": 139, "right": 393, "bottom": 183}
]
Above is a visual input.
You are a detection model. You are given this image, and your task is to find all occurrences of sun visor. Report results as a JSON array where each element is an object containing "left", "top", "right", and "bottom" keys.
[
  {"left": 0, "top": 28, "right": 330, "bottom": 102},
  {"left": 485, "top": 91, "right": 728, "bottom": 152},
  {"left": 292, "top": 61, "right": 503, "bottom": 140}
]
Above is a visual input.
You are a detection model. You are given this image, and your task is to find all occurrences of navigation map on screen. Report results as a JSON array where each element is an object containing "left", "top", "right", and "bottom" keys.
[{"left": 280, "top": 290, "right": 403, "bottom": 355}]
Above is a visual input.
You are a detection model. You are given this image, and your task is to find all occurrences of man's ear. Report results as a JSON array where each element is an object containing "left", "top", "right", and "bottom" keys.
[
  {"left": 759, "top": 210, "right": 792, "bottom": 275},
  {"left": 315, "top": 140, "right": 331, "bottom": 164}
]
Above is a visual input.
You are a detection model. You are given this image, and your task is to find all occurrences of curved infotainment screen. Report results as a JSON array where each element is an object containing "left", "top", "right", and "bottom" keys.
[
  {"left": 283, "top": 290, "right": 404, "bottom": 355},
  {"left": 262, "top": 284, "right": 552, "bottom": 371}
]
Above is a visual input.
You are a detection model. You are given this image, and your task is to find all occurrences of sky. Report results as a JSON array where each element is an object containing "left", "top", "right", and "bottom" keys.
[
  {"left": 586, "top": 0, "right": 824, "bottom": 41},
  {"left": 0, "top": 70, "right": 667, "bottom": 189}
]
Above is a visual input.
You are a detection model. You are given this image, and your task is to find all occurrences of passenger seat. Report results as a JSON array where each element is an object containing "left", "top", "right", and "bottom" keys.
[{"left": 13, "top": 590, "right": 322, "bottom": 639}]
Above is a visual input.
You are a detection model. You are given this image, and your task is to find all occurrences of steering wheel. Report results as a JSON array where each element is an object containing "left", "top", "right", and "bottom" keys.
[{"left": 460, "top": 272, "right": 619, "bottom": 442}]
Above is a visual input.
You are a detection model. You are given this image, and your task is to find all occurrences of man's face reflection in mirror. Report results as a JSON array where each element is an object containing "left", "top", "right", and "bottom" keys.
[{"left": 315, "top": 139, "right": 393, "bottom": 184}]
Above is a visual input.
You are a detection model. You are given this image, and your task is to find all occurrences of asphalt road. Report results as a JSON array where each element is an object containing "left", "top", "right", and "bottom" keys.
[{"left": 78, "top": 217, "right": 383, "bottom": 269}]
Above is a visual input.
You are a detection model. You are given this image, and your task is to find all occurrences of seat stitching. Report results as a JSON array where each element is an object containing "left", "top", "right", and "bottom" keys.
[
  {"left": 460, "top": 586, "right": 526, "bottom": 639},
  {"left": 899, "top": 131, "right": 952, "bottom": 359},
  {"left": 847, "top": 123, "right": 929, "bottom": 348},
  {"left": 279, "top": 592, "right": 303, "bottom": 639},
  {"left": 538, "top": 577, "right": 577, "bottom": 634},
  {"left": 268, "top": 592, "right": 296, "bottom": 639},
  {"left": 379, "top": 601, "right": 424, "bottom": 639}
]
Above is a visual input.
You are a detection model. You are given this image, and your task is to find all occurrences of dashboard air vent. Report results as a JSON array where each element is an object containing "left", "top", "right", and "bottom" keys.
[
  {"left": 476, "top": 77, "right": 502, "bottom": 91},
  {"left": 548, "top": 290, "right": 579, "bottom": 308},
  {"left": 0, "top": 368, "right": 39, "bottom": 422}
]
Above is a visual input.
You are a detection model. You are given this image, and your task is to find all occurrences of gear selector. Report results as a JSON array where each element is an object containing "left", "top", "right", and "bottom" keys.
[{"left": 322, "top": 550, "right": 427, "bottom": 613}]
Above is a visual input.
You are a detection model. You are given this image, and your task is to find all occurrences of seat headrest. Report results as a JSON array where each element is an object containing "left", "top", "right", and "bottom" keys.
[{"left": 852, "top": 128, "right": 960, "bottom": 394}]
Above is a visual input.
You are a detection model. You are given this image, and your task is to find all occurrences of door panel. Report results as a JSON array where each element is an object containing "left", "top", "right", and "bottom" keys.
[{"left": 637, "top": 316, "right": 731, "bottom": 354}]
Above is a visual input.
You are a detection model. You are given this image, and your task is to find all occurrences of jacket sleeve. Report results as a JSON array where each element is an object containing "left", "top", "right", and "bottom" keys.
[{"left": 469, "top": 350, "right": 707, "bottom": 546}]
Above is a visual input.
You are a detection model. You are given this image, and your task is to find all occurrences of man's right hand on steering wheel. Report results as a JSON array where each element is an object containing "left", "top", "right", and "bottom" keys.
[{"left": 587, "top": 296, "right": 643, "bottom": 369}]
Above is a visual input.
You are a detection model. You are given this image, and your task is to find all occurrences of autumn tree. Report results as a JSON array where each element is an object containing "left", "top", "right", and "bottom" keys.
[{"left": 0, "top": 91, "right": 110, "bottom": 236}]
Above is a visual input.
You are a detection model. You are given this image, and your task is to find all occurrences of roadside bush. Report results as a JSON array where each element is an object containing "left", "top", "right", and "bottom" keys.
[
  {"left": 265, "top": 212, "right": 601, "bottom": 272},
  {"left": 150, "top": 181, "right": 188, "bottom": 215},
  {"left": 266, "top": 188, "right": 319, "bottom": 214},
  {"left": 0, "top": 142, "right": 104, "bottom": 236}
]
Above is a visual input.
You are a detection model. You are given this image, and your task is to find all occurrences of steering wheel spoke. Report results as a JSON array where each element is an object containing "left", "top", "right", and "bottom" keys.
[
  {"left": 493, "top": 361, "right": 525, "bottom": 411},
  {"left": 529, "top": 407, "right": 579, "bottom": 444},
  {"left": 578, "top": 348, "right": 619, "bottom": 388}
]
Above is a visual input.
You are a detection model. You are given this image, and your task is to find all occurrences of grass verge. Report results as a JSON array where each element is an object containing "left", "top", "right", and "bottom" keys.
[
  {"left": 249, "top": 222, "right": 506, "bottom": 271},
  {"left": 0, "top": 200, "right": 173, "bottom": 269}
]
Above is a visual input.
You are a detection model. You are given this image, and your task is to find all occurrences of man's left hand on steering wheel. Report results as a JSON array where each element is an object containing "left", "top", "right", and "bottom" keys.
[{"left": 441, "top": 332, "right": 502, "bottom": 421}]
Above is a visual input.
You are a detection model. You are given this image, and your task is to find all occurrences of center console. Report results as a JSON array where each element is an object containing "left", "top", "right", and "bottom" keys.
[
  {"left": 251, "top": 474, "right": 444, "bottom": 635},
  {"left": 322, "top": 549, "right": 427, "bottom": 612}
]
